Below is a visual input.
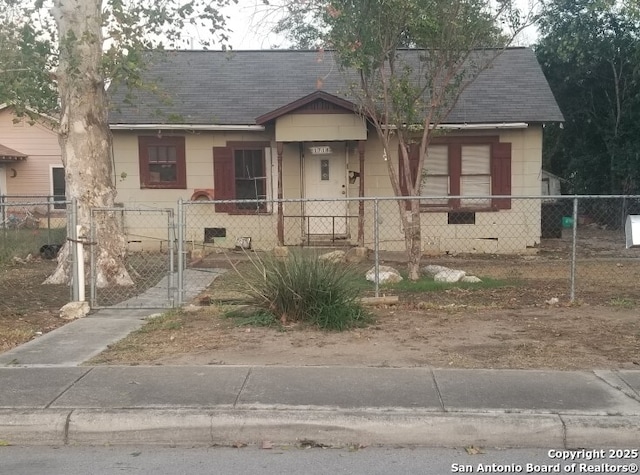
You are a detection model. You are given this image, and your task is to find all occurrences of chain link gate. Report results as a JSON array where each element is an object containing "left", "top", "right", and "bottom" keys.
[{"left": 89, "top": 207, "right": 176, "bottom": 309}]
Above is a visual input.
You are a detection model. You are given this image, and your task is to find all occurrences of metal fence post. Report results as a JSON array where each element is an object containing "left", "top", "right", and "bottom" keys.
[
  {"left": 570, "top": 197, "right": 579, "bottom": 302},
  {"left": 374, "top": 198, "right": 380, "bottom": 298},
  {"left": 1, "top": 194, "right": 5, "bottom": 238},
  {"left": 70, "top": 198, "right": 79, "bottom": 302},
  {"left": 177, "top": 198, "right": 184, "bottom": 306},
  {"left": 89, "top": 207, "right": 96, "bottom": 307},
  {"left": 47, "top": 196, "right": 52, "bottom": 244},
  {"left": 1, "top": 194, "right": 5, "bottom": 229},
  {"left": 168, "top": 209, "right": 175, "bottom": 307}
]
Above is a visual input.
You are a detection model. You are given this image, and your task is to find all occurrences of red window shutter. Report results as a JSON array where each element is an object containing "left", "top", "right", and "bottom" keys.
[
  {"left": 213, "top": 147, "right": 234, "bottom": 213},
  {"left": 448, "top": 144, "right": 461, "bottom": 209},
  {"left": 491, "top": 142, "right": 512, "bottom": 210},
  {"left": 175, "top": 138, "right": 187, "bottom": 188},
  {"left": 138, "top": 137, "right": 151, "bottom": 188}
]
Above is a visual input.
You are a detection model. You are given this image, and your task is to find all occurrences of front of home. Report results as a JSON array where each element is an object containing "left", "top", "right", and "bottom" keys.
[{"left": 108, "top": 48, "right": 563, "bottom": 254}]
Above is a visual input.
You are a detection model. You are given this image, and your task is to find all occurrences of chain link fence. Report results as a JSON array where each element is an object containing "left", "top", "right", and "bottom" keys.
[
  {"left": 179, "top": 195, "right": 640, "bottom": 306},
  {"left": 2, "top": 195, "right": 639, "bottom": 315},
  {"left": 0, "top": 195, "right": 71, "bottom": 314}
]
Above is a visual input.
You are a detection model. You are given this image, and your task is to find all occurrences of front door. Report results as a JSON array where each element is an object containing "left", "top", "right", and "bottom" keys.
[{"left": 303, "top": 142, "right": 348, "bottom": 236}]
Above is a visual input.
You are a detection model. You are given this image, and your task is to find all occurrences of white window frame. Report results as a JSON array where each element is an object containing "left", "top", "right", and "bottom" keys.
[{"left": 49, "top": 165, "right": 66, "bottom": 210}]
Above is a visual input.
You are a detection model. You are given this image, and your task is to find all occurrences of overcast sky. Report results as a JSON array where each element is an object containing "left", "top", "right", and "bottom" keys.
[{"left": 219, "top": 0, "right": 541, "bottom": 50}]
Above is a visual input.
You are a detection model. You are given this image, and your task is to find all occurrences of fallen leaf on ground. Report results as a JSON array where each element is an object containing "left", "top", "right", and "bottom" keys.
[{"left": 465, "top": 445, "right": 484, "bottom": 455}]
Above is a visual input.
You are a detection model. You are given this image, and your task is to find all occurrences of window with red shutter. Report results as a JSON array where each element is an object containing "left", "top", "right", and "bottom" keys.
[
  {"left": 213, "top": 142, "right": 271, "bottom": 213},
  {"left": 138, "top": 136, "right": 186, "bottom": 189},
  {"left": 399, "top": 137, "right": 511, "bottom": 211}
]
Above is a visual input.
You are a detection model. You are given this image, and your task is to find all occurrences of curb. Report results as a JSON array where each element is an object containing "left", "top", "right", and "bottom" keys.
[{"left": 2, "top": 409, "right": 640, "bottom": 448}]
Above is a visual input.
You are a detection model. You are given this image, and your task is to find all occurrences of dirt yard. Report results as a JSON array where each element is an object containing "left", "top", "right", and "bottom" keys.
[
  {"left": 87, "top": 247, "right": 640, "bottom": 370},
  {"left": 2, "top": 233, "right": 639, "bottom": 370},
  {"left": 87, "top": 300, "right": 639, "bottom": 370},
  {"left": 0, "top": 261, "right": 69, "bottom": 353}
]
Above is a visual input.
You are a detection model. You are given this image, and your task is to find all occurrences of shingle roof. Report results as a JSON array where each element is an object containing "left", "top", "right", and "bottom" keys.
[{"left": 108, "top": 48, "right": 563, "bottom": 126}]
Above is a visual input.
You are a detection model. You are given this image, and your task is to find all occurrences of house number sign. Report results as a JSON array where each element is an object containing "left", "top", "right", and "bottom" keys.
[{"left": 310, "top": 146, "right": 332, "bottom": 155}]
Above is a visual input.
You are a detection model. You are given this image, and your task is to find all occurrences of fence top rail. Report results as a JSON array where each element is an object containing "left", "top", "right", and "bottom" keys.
[
  {"left": 90, "top": 207, "right": 175, "bottom": 214},
  {"left": 183, "top": 195, "right": 640, "bottom": 205},
  {"left": 0, "top": 200, "right": 71, "bottom": 207},
  {"left": 0, "top": 194, "right": 66, "bottom": 199}
]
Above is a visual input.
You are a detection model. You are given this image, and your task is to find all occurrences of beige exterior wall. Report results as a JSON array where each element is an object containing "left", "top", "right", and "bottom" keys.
[
  {"left": 112, "top": 124, "right": 544, "bottom": 255},
  {"left": 113, "top": 129, "right": 274, "bottom": 208},
  {"left": 354, "top": 126, "right": 543, "bottom": 254},
  {"left": 113, "top": 129, "right": 283, "bottom": 251},
  {"left": 0, "top": 108, "right": 62, "bottom": 197},
  {"left": 275, "top": 113, "right": 367, "bottom": 142}
]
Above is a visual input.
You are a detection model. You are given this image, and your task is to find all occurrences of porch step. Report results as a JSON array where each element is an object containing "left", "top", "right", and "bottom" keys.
[{"left": 303, "top": 239, "right": 353, "bottom": 248}]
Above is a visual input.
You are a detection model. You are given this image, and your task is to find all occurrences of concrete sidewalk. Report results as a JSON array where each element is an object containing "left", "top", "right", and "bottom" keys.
[{"left": 1, "top": 365, "right": 639, "bottom": 448}]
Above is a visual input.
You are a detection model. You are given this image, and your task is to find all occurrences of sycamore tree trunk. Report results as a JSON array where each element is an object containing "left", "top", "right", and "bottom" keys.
[{"left": 45, "top": 0, "right": 133, "bottom": 288}]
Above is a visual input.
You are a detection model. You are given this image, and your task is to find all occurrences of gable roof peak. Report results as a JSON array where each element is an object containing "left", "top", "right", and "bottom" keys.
[{"left": 256, "top": 91, "right": 358, "bottom": 125}]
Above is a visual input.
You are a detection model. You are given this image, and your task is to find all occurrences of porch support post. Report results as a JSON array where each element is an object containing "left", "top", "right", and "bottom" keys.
[
  {"left": 276, "top": 141, "right": 284, "bottom": 246},
  {"left": 357, "top": 140, "right": 366, "bottom": 247}
]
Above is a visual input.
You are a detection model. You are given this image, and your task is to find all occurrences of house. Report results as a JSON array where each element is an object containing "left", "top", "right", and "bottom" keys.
[
  {"left": 108, "top": 48, "right": 563, "bottom": 254},
  {"left": 0, "top": 104, "right": 64, "bottom": 206}
]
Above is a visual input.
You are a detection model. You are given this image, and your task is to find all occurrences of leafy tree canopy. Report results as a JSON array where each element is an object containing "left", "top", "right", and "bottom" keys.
[
  {"left": 536, "top": 0, "right": 640, "bottom": 194},
  {"left": 0, "top": 1, "right": 57, "bottom": 114},
  {"left": 0, "top": 0, "right": 235, "bottom": 116}
]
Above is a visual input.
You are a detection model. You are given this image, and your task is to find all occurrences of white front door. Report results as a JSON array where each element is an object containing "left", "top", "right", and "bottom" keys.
[{"left": 303, "top": 142, "right": 349, "bottom": 236}]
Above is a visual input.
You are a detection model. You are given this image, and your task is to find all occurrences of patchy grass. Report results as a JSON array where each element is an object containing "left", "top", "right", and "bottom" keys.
[
  {"left": 1, "top": 328, "right": 37, "bottom": 354},
  {"left": 224, "top": 308, "right": 280, "bottom": 327},
  {"left": 137, "top": 311, "right": 185, "bottom": 333},
  {"left": 609, "top": 297, "right": 636, "bottom": 309},
  {"left": 0, "top": 227, "right": 66, "bottom": 265},
  {"left": 386, "top": 276, "right": 516, "bottom": 293}
]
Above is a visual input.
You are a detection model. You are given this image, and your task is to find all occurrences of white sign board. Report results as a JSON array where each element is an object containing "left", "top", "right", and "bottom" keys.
[
  {"left": 309, "top": 146, "right": 332, "bottom": 155},
  {"left": 625, "top": 215, "right": 640, "bottom": 248}
]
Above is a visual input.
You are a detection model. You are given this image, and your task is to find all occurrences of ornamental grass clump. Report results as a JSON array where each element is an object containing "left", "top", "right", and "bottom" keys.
[{"left": 231, "top": 251, "right": 370, "bottom": 331}]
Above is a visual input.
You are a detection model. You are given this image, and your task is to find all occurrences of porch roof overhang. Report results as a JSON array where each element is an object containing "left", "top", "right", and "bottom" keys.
[
  {"left": 0, "top": 144, "right": 27, "bottom": 162},
  {"left": 255, "top": 91, "right": 361, "bottom": 125}
]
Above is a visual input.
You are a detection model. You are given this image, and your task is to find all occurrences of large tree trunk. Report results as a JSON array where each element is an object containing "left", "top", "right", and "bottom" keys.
[
  {"left": 400, "top": 198, "right": 422, "bottom": 281},
  {"left": 384, "top": 138, "right": 424, "bottom": 282},
  {"left": 45, "top": 0, "right": 133, "bottom": 287}
]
